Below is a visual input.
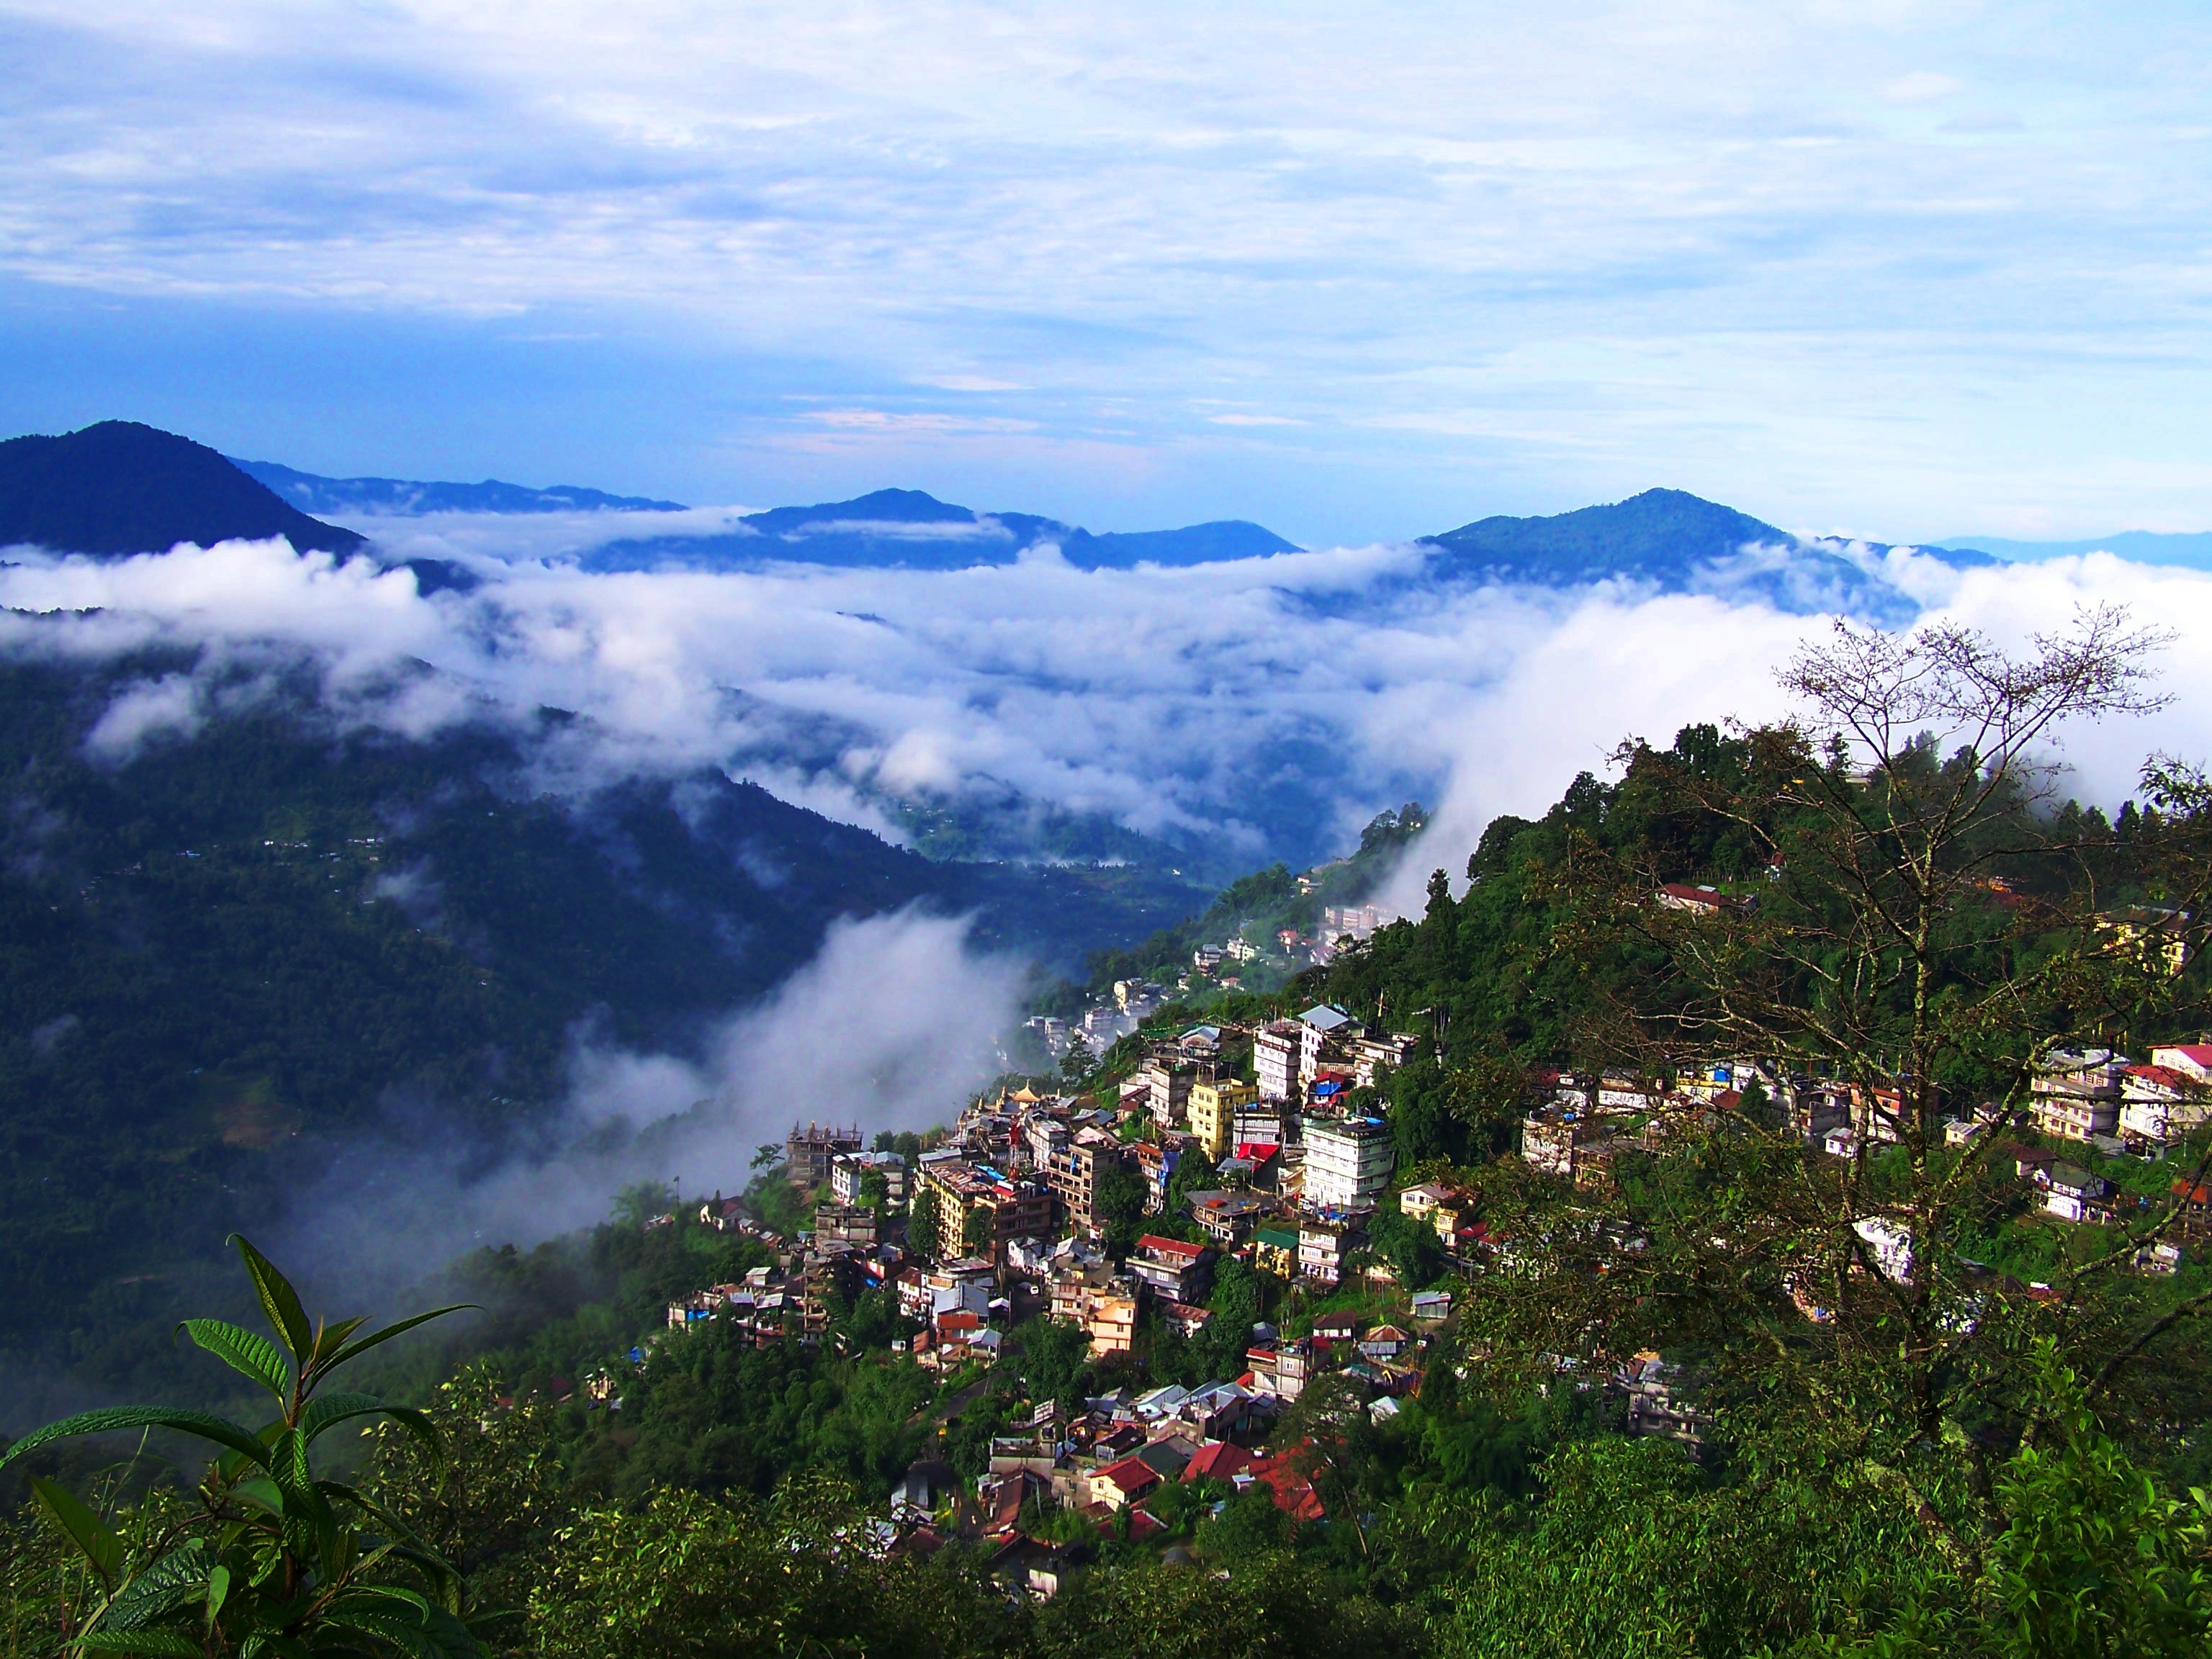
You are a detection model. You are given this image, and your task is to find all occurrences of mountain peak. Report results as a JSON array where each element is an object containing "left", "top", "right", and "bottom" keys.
[{"left": 0, "top": 421, "right": 364, "bottom": 557}]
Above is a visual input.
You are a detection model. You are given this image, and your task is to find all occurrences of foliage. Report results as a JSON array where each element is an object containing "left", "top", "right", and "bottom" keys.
[{"left": 0, "top": 1236, "right": 477, "bottom": 1657}]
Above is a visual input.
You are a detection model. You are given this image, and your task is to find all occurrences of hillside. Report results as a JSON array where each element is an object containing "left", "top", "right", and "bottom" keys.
[
  {"left": 0, "top": 421, "right": 364, "bottom": 556},
  {"left": 0, "top": 652, "right": 1202, "bottom": 1386}
]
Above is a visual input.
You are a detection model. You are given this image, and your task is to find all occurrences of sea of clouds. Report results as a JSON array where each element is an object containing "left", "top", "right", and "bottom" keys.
[{"left": 9, "top": 516, "right": 2212, "bottom": 1262}]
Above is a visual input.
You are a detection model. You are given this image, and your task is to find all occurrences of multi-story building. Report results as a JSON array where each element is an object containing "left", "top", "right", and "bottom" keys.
[
  {"left": 1297, "top": 1004, "right": 1357, "bottom": 1087},
  {"left": 785, "top": 1121, "right": 863, "bottom": 1188},
  {"left": 1348, "top": 1032, "right": 1416, "bottom": 1089},
  {"left": 812, "top": 1203, "right": 878, "bottom": 1251},
  {"left": 1303, "top": 1115, "right": 1393, "bottom": 1211},
  {"left": 1133, "top": 1138, "right": 1183, "bottom": 1214},
  {"left": 1190, "top": 1074, "right": 1260, "bottom": 1161},
  {"left": 828, "top": 1150, "right": 908, "bottom": 1208},
  {"left": 916, "top": 1159, "right": 1059, "bottom": 1263},
  {"left": 1521, "top": 1110, "right": 1614, "bottom": 1178},
  {"left": 1297, "top": 1218, "right": 1363, "bottom": 1285},
  {"left": 1254, "top": 1022, "right": 1301, "bottom": 1102},
  {"left": 1125, "top": 1234, "right": 1216, "bottom": 1303},
  {"left": 1139, "top": 1056, "right": 1195, "bottom": 1125},
  {"left": 1048, "top": 1134, "right": 1131, "bottom": 1236},
  {"left": 2031, "top": 1049, "right": 2128, "bottom": 1142}
]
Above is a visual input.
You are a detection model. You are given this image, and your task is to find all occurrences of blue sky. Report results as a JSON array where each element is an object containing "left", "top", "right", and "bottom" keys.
[{"left": 4, "top": 0, "right": 2210, "bottom": 545}]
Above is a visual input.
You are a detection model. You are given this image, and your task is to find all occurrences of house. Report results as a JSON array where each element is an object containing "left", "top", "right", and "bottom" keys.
[
  {"left": 2044, "top": 1164, "right": 2110, "bottom": 1223},
  {"left": 2121, "top": 1063, "right": 2212, "bottom": 1146},
  {"left": 1297, "top": 1004, "right": 1357, "bottom": 1086},
  {"left": 1158, "top": 1299, "right": 1213, "bottom": 1339},
  {"left": 1653, "top": 883, "right": 1754, "bottom": 918},
  {"left": 814, "top": 1202, "right": 878, "bottom": 1251},
  {"left": 1522, "top": 1111, "right": 1614, "bottom": 1178},
  {"left": 1297, "top": 1218, "right": 1363, "bottom": 1285},
  {"left": 829, "top": 1150, "right": 907, "bottom": 1207},
  {"left": 1822, "top": 1126, "right": 1860, "bottom": 1159},
  {"left": 2154, "top": 1044, "right": 2212, "bottom": 1084},
  {"left": 1087, "top": 1456, "right": 1161, "bottom": 1511},
  {"left": 1127, "top": 1235, "right": 1217, "bottom": 1303},
  {"left": 1851, "top": 1216, "right": 1915, "bottom": 1284},
  {"left": 1250, "top": 1225, "right": 1300, "bottom": 1278},
  {"left": 1181, "top": 1440, "right": 1256, "bottom": 1485},
  {"left": 1187, "top": 1189, "right": 1276, "bottom": 1246},
  {"left": 1359, "top": 1323, "right": 1410, "bottom": 1361},
  {"left": 1410, "top": 1290, "right": 1452, "bottom": 1323},
  {"left": 1399, "top": 1182, "right": 1455, "bottom": 1220}
]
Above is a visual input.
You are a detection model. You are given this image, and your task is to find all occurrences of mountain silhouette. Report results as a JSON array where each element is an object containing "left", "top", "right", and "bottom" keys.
[{"left": 0, "top": 421, "right": 364, "bottom": 556}]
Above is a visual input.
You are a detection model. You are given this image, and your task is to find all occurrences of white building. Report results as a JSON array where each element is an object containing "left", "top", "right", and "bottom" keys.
[
  {"left": 1303, "top": 1115, "right": 1394, "bottom": 1211},
  {"left": 1298, "top": 1004, "right": 1356, "bottom": 1087},
  {"left": 1254, "top": 1021, "right": 1300, "bottom": 1102}
]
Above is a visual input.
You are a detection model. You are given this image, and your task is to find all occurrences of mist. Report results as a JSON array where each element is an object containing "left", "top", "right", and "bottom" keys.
[{"left": 271, "top": 908, "right": 1023, "bottom": 1300}]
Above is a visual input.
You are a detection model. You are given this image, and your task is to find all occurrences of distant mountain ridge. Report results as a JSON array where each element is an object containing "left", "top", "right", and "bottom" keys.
[
  {"left": 586, "top": 485, "right": 1303, "bottom": 573},
  {"left": 0, "top": 421, "right": 363, "bottom": 557},
  {"left": 233, "top": 458, "right": 685, "bottom": 516},
  {"left": 1413, "top": 487, "right": 1996, "bottom": 622},
  {"left": 1936, "top": 530, "right": 2212, "bottom": 572}
]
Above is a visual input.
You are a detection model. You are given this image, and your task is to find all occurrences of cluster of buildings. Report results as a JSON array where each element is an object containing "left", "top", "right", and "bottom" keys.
[{"left": 1516, "top": 1043, "right": 2212, "bottom": 1196}]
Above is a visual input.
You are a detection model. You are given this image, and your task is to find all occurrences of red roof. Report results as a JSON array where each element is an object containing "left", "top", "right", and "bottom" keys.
[
  {"left": 2163, "top": 1045, "right": 2212, "bottom": 1069},
  {"left": 1182, "top": 1441, "right": 1256, "bottom": 1483},
  {"left": 2128, "top": 1064, "right": 2193, "bottom": 1089},
  {"left": 935, "top": 1310, "right": 982, "bottom": 1334},
  {"left": 1136, "top": 1234, "right": 1208, "bottom": 1262},
  {"left": 1248, "top": 1452, "right": 1326, "bottom": 1521},
  {"left": 1095, "top": 1456, "right": 1162, "bottom": 1496}
]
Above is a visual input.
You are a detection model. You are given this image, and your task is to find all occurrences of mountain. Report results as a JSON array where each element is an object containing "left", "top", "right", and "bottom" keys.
[
  {"left": 1936, "top": 529, "right": 2212, "bottom": 572},
  {"left": 233, "top": 458, "right": 687, "bottom": 516},
  {"left": 0, "top": 421, "right": 364, "bottom": 557},
  {"left": 1416, "top": 487, "right": 1995, "bottom": 621},
  {"left": 0, "top": 650, "right": 1205, "bottom": 1380},
  {"left": 584, "top": 487, "right": 1301, "bottom": 572}
]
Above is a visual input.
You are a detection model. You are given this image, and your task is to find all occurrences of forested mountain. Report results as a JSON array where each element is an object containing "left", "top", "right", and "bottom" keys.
[
  {"left": 0, "top": 651, "right": 1202, "bottom": 1384},
  {"left": 0, "top": 422, "right": 363, "bottom": 556},
  {"left": 583, "top": 487, "right": 1302, "bottom": 573}
]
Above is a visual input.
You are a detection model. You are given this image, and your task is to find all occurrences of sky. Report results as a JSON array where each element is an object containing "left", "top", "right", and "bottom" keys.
[{"left": 5, "top": 1, "right": 2212, "bottom": 545}]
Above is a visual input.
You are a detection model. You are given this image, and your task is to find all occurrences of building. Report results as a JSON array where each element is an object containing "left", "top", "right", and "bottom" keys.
[
  {"left": 1250, "top": 1226, "right": 1300, "bottom": 1278},
  {"left": 2031, "top": 1049, "right": 2128, "bottom": 1142},
  {"left": 2099, "top": 907, "right": 2193, "bottom": 976},
  {"left": 813, "top": 1203, "right": 878, "bottom": 1251},
  {"left": 786, "top": 1121, "right": 863, "bottom": 1188},
  {"left": 1138, "top": 1056, "right": 1195, "bottom": 1125},
  {"left": 1254, "top": 1022, "right": 1301, "bottom": 1102},
  {"left": 1303, "top": 1115, "right": 1393, "bottom": 1211},
  {"left": 916, "top": 1160, "right": 1058, "bottom": 1264},
  {"left": 828, "top": 1150, "right": 907, "bottom": 1208},
  {"left": 1298, "top": 1218, "right": 1364, "bottom": 1285},
  {"left": 1048, "top": 1135, "right": 1132, "bottom": 1236},
  {"left": 1125, "top": 1235, "right": 1216, "bottom": 1303},
  {"left": 1297, "top": 1004, "right": 1357, "bottom": 1087},
  {"left": 1133, "top": 1138, "right": 1184, "bottom": 1214},
  {"left": 1653, "top": 884, "right": 1755, "bottom": 919},
  {"left": 1347, "top": 1033, "right": 1416, "bottom": 1089},
  {"left": 2045, "top": 1164, "right": 2111, "bottom": 1223},
  {"left": 1189, "top": 1074, "right": 1260, "bottom": 1161},
  {"left": 1187, "top": 1189, "right": 1275, "bottom": 1245}
]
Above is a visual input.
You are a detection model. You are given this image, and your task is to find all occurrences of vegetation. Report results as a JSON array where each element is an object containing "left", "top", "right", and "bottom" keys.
[{"left": 11, "top": 613, "right": 2212, "bottom": 1653}]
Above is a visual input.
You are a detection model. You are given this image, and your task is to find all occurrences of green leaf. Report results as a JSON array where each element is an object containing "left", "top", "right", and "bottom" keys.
[
  {"left": 315, "top": 1305, "right": 477, "bottom": 1380},
  {"left": 27, "top": 1476, "right": 125, "bottom": 1584},
  {"left": 102, "top": 1541, "right": 211, "bottom": 1632},
  {"left": 204, "top": 1563, "right": 230, "bottom": 1626},
  {"left": 177, "top": 1318, "right": 292, "bottom": 1403},
  {"left": 69, "top": 1632, "right": 203, "bottom": 1657},
  {"left": 230, "top": 1236, "right": 313, "bottom": 1366},
  {"left": 0, "top": 1408, "right": 271, "bottom": 1476}
]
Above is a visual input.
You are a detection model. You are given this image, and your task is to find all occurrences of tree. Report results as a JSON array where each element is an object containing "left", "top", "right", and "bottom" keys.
[
  {"left": 907, "top": 1187, "right": 944, "bottom": 1263},
  {"left": 1473, "top": 608, "right": 2212, "bottom": 1605},
  {"left": 0, "top": 1236, "right": 479, "bottom": 1657}
]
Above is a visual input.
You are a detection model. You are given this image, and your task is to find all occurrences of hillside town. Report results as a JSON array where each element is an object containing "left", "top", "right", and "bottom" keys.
[{"left": 609, "top": 971, "right": 2212, "bottom": 1591}]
